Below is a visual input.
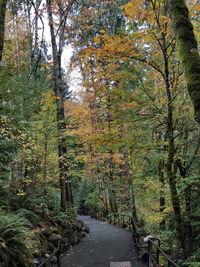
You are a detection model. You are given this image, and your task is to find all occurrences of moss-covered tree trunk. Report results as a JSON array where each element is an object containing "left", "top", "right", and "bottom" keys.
[
  {"left": 162, "top": 27, "right": 186, "bottom": 253},
  {"left": 171, "top": 0, "right": 200, "bottom": 124},
  {"left": 0, "top": 0, "right": 7, "bottom": 63}
]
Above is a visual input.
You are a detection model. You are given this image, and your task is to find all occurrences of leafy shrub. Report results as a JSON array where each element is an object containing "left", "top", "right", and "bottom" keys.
[
  {"left": 43, "top": 190, "right": 60, "bottom": 216},
  {"left": 0, "top": 213, "right": 33, "bottom": 267},
  {"left": 53, "top": 211, "right": 71, "bottom": 227},
  {"left": 55, "top": 204, "right": 77, "bottom": 222},
  {"left": 84, "top": 190, "right": 99, "bottom": 211}
]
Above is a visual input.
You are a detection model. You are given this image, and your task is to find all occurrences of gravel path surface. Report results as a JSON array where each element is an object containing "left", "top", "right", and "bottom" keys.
[{"left": 60, "top": 216, "right": 146, "bottom": 267}]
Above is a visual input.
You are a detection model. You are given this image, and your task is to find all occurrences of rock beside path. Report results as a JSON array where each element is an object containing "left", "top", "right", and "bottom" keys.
[{"left": 36, "top": 217, "right": 90, "bottom": 265}]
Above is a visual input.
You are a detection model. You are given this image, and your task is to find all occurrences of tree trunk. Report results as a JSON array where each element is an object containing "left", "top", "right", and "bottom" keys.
[
  {"left": 118, "top": 99, "right": 138, "bottom": 223},
  {"left": 106, "top": 96, "right": 118, "bottom": 213},
  {"left": 171, "top": 0, "right": 200, "bottom": 124},
  {"left": 107, "top": 152, "right": 118, "bottom": 213},
  {"left": 120, "top": 147, "right": 138, "bottom": 224},
  {"left": 0, "top": 0, "right": 7, "bottom": 63},
  {"left": 43, "top": 133, "right": 48, "bottom": 181},
  {"left": 176, "top": 159, "right": 193, "bottom": 255},
  {"left": 46, "top": 0, "right": 73, "bottom": 210},
  {"left": 166, "top": 102, "right": 185, "bottom": 252},
  {"left": 100, "top": 180, "right": 109, "bottom": 215},
  {"left": 164, "top": 52, "right": 185, "bottom": 253},
  {"left": 158, "top": 159, "right": 166, "bottom": 229},
  {"left": 66, "top": 181, "right": 73, "bottom": 204}
]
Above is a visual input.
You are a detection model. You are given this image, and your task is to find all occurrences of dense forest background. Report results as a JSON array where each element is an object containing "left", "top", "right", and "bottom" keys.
[{"left": 0, "top": 0, "right": 200, "bottom": 266}]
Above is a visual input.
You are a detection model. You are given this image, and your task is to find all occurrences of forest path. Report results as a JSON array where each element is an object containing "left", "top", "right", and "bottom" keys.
[{"left": 60, "top": 216, "right": 146, "bottom": 267}]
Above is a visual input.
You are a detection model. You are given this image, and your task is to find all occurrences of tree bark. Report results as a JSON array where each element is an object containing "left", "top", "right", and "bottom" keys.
[
  {"left": 176, "top": 158, "right": 193, "bottom": 255},
  {"left": 100, "top": 180, "right": 109, "bottom": 215},
  {"left": 119, "top": 145, "right": 138, "bottom": 224},
  {"left": 46, "top": 0, "right": 74, "bottom": 210},
  {"left": 164, "top": 48, "right": 185, "bottom": 253},
  {"left": 166, "top": 89, "right": 185, "bottom": 253},
  {"left": 158, "top": 159, "right": 166, "bottom": 229},
  {"left": 171, "top": 0, "right": 200, "bottom": 124},
  {"left": 0, "top": 0, "right": 7, "bottom": 63}
]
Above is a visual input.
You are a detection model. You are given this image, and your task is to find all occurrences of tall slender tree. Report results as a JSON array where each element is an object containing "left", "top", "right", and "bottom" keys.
[
  {"left": 46, "top": 0, "right": 75, "bottom": 210},
  {"left": 0, "top": 0, "right": 7, "bottom": 62}
]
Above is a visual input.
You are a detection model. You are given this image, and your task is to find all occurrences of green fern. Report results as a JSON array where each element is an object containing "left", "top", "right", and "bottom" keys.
[
  {"left": 184, "top": 247, "right": 200, "bottom": 266},
  {"left": 0, "top": 213, "right": 34, "bottom": 267},
  {"left": 15, "top": 208, "right": 40, "bottom": 225}
]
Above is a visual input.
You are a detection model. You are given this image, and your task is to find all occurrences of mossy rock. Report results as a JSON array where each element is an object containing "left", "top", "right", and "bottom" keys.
[
  {"left": 40, "top": 238, "right": 55, "bottom": 256},
  {"left": 41, "top": 228, "right": 54, "bottom": 237},
  {"left": 72, "top": 221, "right": 83, "bottom": 232},
  {"left": 62, "top": 228, "right": 74, "bottom": 240},
  {"left": 70, "top": 234, "right": 80, "bottom": 245},
  {"left": 48, "top": 234, "right": 62, "bottom": 246},
  {"left": 83, "top": 225, "right": 90, "bottom": 233},
  {"left": 77, "top": 219, "right": 85, "bottom": 227}
]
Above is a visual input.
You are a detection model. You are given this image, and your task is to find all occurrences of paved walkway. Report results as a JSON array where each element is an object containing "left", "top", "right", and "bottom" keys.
[{"left": 60, "top": 216, "right": 146, "bottom": 267}]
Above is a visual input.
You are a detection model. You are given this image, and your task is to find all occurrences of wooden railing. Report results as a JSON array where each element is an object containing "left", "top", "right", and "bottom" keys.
[
  {"left": 95, "top": 212, "right": 180, "bottom": 267},
  {"left": 147, "top": 238, "right": 180, "bottom": 267},
  {"left": 37, "top": 240, "right": 61, "bottom": 267}
]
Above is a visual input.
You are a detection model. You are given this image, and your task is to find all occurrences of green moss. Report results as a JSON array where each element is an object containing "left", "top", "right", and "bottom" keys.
[{"left": 171, "top": 0, "right": 200, "bottom": 123}]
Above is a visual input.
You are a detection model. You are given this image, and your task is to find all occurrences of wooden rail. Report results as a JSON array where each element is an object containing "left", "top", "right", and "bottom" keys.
[
  {"left": 37, "top": 240, "right": 61, "bottom": 267},
  {"left": 95, "top": 212, "right": 180, "bottom": 267},
  {"left": 148, "top": 239, "right": 180, "bottom": 267}
]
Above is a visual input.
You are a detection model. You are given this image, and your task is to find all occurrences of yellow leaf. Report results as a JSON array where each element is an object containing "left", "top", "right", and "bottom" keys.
[{"left": 16, "top": 192, "right": 26, "bottom": 196}]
